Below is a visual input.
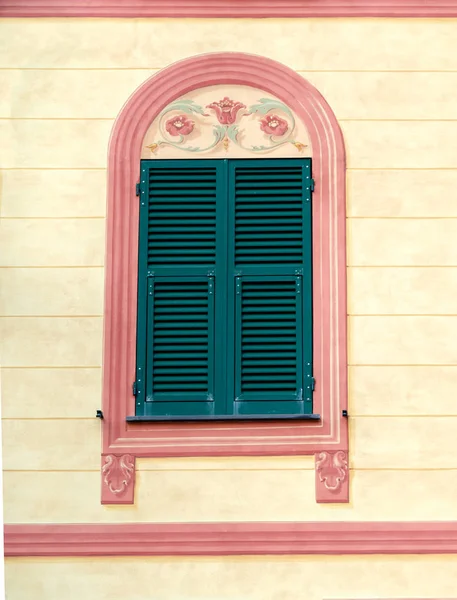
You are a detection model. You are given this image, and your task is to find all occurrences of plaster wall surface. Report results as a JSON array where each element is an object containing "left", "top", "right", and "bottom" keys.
[
  {"left": 6, "top": 555, "right": 457, "bottom": 599},
  {"left": 1, "top": 17, "right": 457, "bottom": 525}
]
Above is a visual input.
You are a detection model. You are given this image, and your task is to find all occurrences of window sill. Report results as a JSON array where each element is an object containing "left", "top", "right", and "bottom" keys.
[{"left": 126, "top": 413, "right": 321, "bottom": 423}]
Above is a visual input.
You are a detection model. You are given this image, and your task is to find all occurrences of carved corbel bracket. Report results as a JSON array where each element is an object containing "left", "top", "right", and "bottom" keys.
[
  {"left": 315, "top": 450, "right": 349, "bottom": 503},
  {"left": 101, "top": 453, "right": 136, "bottom": 504}
]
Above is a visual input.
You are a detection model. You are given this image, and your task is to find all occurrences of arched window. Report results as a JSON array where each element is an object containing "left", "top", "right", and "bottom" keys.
[{"left": 101, "top": 53, "right": 348, "bottom": 505}]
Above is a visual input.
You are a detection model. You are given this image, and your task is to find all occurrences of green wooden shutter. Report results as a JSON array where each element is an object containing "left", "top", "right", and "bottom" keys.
[
  {"left": 135, "top": 160, "right": 226, "bottom": 417},
  {"left": 227, "top": 159, "right": 313, "bottom": 416},
  {"left": 135, "top": 158, "right": 312, "bottom": 419}
]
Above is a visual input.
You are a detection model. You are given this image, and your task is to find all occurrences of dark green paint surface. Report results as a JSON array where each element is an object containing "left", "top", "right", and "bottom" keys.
[{"left": 136, "top": 159, "right": 313, "bottom": 418}]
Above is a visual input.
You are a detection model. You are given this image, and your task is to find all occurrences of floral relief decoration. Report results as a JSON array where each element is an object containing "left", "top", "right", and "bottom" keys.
[{"left": 146, "top": 95, "right": 307, "bottom": 155}]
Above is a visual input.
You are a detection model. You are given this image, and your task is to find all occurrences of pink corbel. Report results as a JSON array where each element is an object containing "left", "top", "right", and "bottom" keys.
[
  {"left": 315, "top": 450, "right": 349, "bottom": 503},
  {"left": 101, "top": 453, "right": 136, "bottom": 504}
]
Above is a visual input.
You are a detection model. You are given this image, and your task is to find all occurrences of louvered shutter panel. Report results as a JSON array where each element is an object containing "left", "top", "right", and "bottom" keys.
[
  {"left": 228, "top": 159, "right": 313, "bottom": 416},
  {"left": 135, "top": 158, "right": 313, "bottom": 419},
  {"left": 135, "top": 160, "right": 225, "bottom": 417}
]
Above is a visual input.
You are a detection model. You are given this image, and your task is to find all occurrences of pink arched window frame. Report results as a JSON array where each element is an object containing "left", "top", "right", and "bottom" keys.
[{"left": 101, "top": 53, "right": 348, "bottom": 505}]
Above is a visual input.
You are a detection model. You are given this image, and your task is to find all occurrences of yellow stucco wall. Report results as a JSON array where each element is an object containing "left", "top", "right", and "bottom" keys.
[
  {"left": 2, "top": 17, "right": 457, "bottom": 529},
  {"left": 5, "top": 555, "right": 457, "bottom": 599}
]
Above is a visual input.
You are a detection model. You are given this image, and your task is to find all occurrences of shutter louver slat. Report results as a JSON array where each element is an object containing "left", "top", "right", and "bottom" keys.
[
  {"left": 147, "top": 278, "right": 214, "bottom": 401},
  {"left": 147, "top": 167, "right": 217, "bottom": 269},
  {"left": 241, "top": 280, "right": 298, "bottom": 393},
  {"left": 234, "top": 166, "right": 305, "bottom": 268},
  {"left": 234, "top": 277, "right": 304, "bottom": 410}
]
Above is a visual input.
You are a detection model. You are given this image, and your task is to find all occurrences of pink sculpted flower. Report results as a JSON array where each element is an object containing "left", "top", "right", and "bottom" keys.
[
  {"left": 206, "top": 97, "right": 246, "bottom": 125},
  {"left": 260, "top": 114, "right": 289, "bottom": 136},
  {"left": 165, "top": 114, "right": 194, "bottom": 136}
]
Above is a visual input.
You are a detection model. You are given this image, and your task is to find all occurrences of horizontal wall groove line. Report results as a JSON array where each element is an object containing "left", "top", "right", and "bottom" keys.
[
  {"left": 0, "top": 68, "right": 163, "bottom": 71},
  {"left": 3, "top": 167, "right": 456, "bottom": 172},
  {"left": 348, "top": 265, "right": 457, "bottom": 268},
  {"left": 352, "top": 467, "right": 457, "bottom": 471},
  {"left": 0, "top": 216, "right": 105, "bottom": 220},
  {"left": 8, "top": 314, "right": 457, "bottom": 318},
  {"left": 5, "top": 118, "right": 457, "bottom": 123},
  {"left": 0, "top": 117, "right": 114, "bottom": 121},
  {"left": 1, "top": 366, "right": 102, "bottom": 369},
  {"left": 136, "top": 467, "right": 316, "bottom": 472},
  {"left": 5, "top": 364, "right": 453, "bottom": 371},
  {"left": 15, "top": 416, "right": 457, "bottom": 422},
  {"left": 347, "top": 266, "right": 457, "bottom": 269},
  {"left": 0, "top": 315, "right": 103, "bottom": 318},
  {"left": 0, "top": 217, "right": 106, "bottom": 220},
  {"left": 3, "top": 467, "right": 316, "bottom": 473},
  {"left": 340, "top": 118, "right": 457, "bottom": 122},
  {"left": 0, "top": 168, "right": 106, "bottom": 171},
  {"left": 5, "top": 69, "right": 457, "bottom": 73},
  {"left": 299, "top": 69, "right": 457, "bottom": 73},
  {"left": 347, "top": 265, "right": 457, "bottom": 268},
  {"left": 4, "top": 468, "right": 457, "bottom": 473},
  {"left": 0, "top": 267, "right": 104, "bottom": 269},
  {"left": 0, "top": 265, "right": 105, "bottom": 269},
  {"left": 348, "top": 363, "right": 457, "bottom": 366},
  {"left": 1, "top": 417, "right": 99, "bottom": 421},
  {"left": 347, "top": 216, "right": 457, "bottom": 220},
  {"left": 348, "top": 314, "right": 457, "bottom": 317},
  {"left": 0, "top": 315, "right": 104, "bottom": 318},
  {"left": 16, "top": 219, "right": 457, "bottom": 223},
  {"left": 348, "top": 167, "right": 457, "bottom": 171},
  {"left": 4, "top": 414, "right": 457, "bottom": 420},
  {"left": 0, "top": 366, "right": 101, "bottom": 369},
  {"left": 348, "top": 364, "right": 457, "bottom": 367},
  {"left": 348, "top": 414, "right": 457, "bottom": 418},
  {"left": 3, "top": 470, "right": 100, "bottom": 474}
]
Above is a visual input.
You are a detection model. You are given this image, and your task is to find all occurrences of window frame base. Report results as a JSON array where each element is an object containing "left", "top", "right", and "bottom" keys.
[{"left": 126, "top": 414, "right": 321, "bottom": 422}]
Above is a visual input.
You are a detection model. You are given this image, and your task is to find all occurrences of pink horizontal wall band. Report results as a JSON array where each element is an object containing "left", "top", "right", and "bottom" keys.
[
  {"left": 2, "top": 0, "right": 457, "bottom": 17},
  {"left": 5, "top": 522, "right": 457, "bottom": 557}
]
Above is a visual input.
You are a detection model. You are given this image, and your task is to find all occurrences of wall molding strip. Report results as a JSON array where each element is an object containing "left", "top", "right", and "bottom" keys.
[
  {"left": 2, "top": 1, "right": 457, "bottom": 18},
  {"left": 5, "top": 522, "right": 457, "bottom": 557}
]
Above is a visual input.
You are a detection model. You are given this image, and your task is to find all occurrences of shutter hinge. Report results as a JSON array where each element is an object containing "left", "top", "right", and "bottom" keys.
[
  {"left": 236, "top": 276, "right": 241, "bottom": 295},
  {"left": 135, "top": 182, "right": 141, "bottom": 197},
  {"left": 132, "top": 381, "right": 138, "bottom": 396},
  {"left": 310, "top": 179, "right": 315, "bottom": 192}
]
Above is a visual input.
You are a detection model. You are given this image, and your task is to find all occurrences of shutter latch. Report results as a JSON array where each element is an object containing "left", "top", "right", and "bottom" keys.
[
  {"left": 310, "top": 179, "right": 315, "bottom": 192},
  {"left": 311, "top": 377, "right": 316, "bottom": 391},
  {"left": 136, "top": 182, "right": 141, "bottom": 196},
  {"left": 132, "top": 381, "right": 138, "bottom": 396}
]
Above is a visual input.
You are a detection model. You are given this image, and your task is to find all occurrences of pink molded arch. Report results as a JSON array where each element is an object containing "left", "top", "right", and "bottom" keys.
[{"left": 102, "top": 53, "right": 348, "bottom": 504}]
